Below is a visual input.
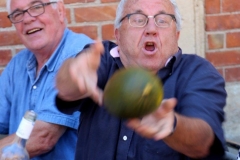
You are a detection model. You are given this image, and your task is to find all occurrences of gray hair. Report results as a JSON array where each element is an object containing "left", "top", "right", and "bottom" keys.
[
  {"left": 6, "top": 0, "right": 63, "bottom": 14},
  {"left": 114, "top": 0, "right": 182, "bottom": 31}
]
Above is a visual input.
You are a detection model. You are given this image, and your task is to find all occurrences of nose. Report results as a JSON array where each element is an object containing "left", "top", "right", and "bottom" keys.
[{"left": 144, "top": 18, "right": 158, "bottom": 36}]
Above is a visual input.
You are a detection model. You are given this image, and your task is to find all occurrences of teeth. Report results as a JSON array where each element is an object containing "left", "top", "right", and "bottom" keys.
[
  {"left": 146, "top": 42, "right": 154, "bottom": 45},
  {"left": 27, "top": 28, "right": 40, "bottom": 34}
]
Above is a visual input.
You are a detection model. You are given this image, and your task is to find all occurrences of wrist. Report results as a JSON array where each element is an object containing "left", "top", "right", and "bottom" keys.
[{"left": 169, "top": 114, "right": 177, "bottom": 136}]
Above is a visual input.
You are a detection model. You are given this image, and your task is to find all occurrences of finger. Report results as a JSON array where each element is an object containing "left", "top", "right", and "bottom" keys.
[
  {"left": 154, "top": 98, "right": 177, "bottom": 118},
  {"left": 161, "top": 98, "right": 177, "bottom": 112},
  {"left": 126, "top": 118, "right": 142, "bottom": 129},
  {"left": 153, "top": 127, "right": 173, "bottom": 140},
  {"left": 93, "top": 39, "right": 105, "bottom": 55},
  {"left": 91, "top": 88, "right": 103, "bottom": 105},
  {"left": 87, "top": 40, "right": 104, "bottom": 70}
]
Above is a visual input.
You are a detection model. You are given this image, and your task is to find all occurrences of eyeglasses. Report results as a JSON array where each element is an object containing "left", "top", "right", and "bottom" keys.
[
  {"left": 119, "top": 13, "right": 176, "bottom": 28},
  {"left": 7, "top": 1, "right": 57, "bottom": 24}
]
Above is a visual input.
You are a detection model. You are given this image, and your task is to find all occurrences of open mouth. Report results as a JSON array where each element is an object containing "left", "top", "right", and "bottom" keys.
[
  {"left": 145, "top": 42, "right": 155, "bottom": 52},
  {"left": 26, "top": 28, "right": 42, "bottom": 35}
]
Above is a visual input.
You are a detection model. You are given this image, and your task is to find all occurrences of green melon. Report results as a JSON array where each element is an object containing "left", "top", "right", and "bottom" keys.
[{"left": 103, "top": 67, "right": 164, "bottom": 118}]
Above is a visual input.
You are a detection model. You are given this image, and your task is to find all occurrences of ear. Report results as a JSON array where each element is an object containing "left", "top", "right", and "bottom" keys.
[
  {"left": 176, "top": 31, "right": 180, "bottom": 41},
  {"left": 114, "top": 28, "right": 120, "bottom": 44},
  {"left": 57, "top": 1, "right": 66, "bottom": 23}
]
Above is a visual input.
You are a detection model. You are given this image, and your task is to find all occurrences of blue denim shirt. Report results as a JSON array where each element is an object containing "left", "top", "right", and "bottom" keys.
[{"left": 0, "top": 28, "right": 93, "bottom": 160}]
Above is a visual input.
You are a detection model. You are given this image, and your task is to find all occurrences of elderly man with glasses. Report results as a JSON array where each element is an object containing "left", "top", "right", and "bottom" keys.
[
  {"left": 55, "top": 0, "right": 227, "bottom": 159},
  {"left": 0, "top": 0, "right": 92, "bottom": 159}
]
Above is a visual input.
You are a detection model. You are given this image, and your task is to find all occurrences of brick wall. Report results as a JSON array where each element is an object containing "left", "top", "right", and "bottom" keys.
[
  {"left": 0, "top": 0, "right": 120, "bottom": 73},
  {"left": 205, "top": 0, "right": 240, "bottom": 82},
  {"left": 0, "top": 0, "right": 240, "bottom": 84}
]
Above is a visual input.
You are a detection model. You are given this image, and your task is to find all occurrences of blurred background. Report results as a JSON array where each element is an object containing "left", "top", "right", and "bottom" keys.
[{"left": 0, "top": 0, "right": 240, "bottom": 154}]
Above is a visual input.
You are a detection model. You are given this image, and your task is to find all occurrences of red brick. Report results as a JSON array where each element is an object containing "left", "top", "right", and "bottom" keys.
[
  {"left": 102, "top": 24, "right": 115, "bottom": 40},
  {"left": 0, "top": 31, "right": 22, "bottom": 46},
  {"left": 69, "top": 26, "right": 98, "bottom": 39},
  {"left": 0, "top": 12, "right": 12, "bottom": 28},
  {"left": 206, "top": 14, "right": 240, "bottom": 31},
  {"left": 217, "top": 68, "right": 224, "bottom": 77},
  {"left": 223, "top": 0, "right": 240, "bottom": 12},
  {"left": 74, "top": 5, "right": 117, "bottom": 22},
  {"left": 226, "top": 32, "right": 240, "bottom": 48},
  {"left": 206, "top": 50, "right": 240, "bottom": 67},
  {"left": 207, "top": 34, "right": 224, "bottom": 50},
  {"left": 64, "top": 0, "right": 94, "bottom": 4},
  {"left": 0, "top": 50, "right": 12, "bottom": 66},
  {"left": 205, "top": 0, "right": 220, "bottom": 14},
  {"left": 101, "top": 0, "right": 120, "bottom": 3},
  {"left": 225, "top": 67, "right": 240, "bottom": 82}
]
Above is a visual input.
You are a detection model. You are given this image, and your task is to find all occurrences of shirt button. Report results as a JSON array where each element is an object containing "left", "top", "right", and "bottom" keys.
[
  {"left": 33, "top": 85, "right": 37, "bottom": 89},
  {"left": 123, "top": 135, "right": 127, "bottom": 141}
]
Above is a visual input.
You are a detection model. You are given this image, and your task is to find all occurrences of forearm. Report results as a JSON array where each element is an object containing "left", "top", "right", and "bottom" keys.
[
  {"left": 26, "top": 121, "right": 66, "bottom": 158},
  {"left": 163, "top": 114, "right": 214, "bottom": 158}
]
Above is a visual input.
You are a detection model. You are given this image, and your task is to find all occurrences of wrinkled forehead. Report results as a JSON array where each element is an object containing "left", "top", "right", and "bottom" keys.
[
  {"left": 9, "top": 0, "right": 48, "bottom": 11},
  {"left": 123, "top": 0, "right": 174, "bottom": 15}
]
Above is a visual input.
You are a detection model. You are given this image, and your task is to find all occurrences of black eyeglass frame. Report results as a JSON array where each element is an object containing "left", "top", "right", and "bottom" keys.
[
  {"left": 119, "top": 12, "right": 177, "bottom": 27},
  {"left": 7, "top": 1, "right": 57, "bottom": 24}
]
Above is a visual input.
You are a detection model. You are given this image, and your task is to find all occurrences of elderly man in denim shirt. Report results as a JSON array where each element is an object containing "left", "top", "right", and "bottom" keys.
[{"left": 0, "top": 0, "right": 92, "bottom": 159}]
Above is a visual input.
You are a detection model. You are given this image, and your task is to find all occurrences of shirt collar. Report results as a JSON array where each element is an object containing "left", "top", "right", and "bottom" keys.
[
  {"left": 45, "top": 28, "right": 69, "bottom": 72},
  {"left": 110, "top": 46, "right": 182, "bottom": 68},
  {"left": 110, "top": 46, "right": 182, "bottom": 81}
]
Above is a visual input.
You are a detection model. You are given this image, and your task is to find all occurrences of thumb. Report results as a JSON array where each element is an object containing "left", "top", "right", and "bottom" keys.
[
  {"left": 91, "top": 88, "right": 103, "bottom": 106},
  {"left": 155, "top": 98, "right": 177, "bottom": 117}
]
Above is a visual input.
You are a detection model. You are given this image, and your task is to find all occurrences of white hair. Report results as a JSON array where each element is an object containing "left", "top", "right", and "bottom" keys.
[
  {"left": 114, "top": 0, "right": 182, "bottom": 31},
  {"left": 6, "top": 0, "right": 63, "bottom": 13}
]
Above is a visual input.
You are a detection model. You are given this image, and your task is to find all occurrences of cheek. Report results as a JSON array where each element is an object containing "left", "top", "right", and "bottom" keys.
[
  {"left": 162, "top": 31, "right": 178, "bottom": 46},
  {"left": 120, "top": 30, "right": 140, "bottom": 47},
  {"left": 14, "top": 25, "right": 25, "bottom": 39},
  {"left": 14, "top": 24, "right": 22, "bottom": 33}
]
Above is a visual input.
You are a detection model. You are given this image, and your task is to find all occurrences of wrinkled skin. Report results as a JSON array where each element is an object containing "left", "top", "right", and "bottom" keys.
[
  {"left": 10, "top": 0, "right": 66, "bottom": 69},
  {"left": 115, "top": 0, "right": 180, "bottom": 74}
]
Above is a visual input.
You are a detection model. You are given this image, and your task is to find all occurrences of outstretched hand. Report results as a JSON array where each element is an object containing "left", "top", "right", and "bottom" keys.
[
  {"left": 69, "top": 40, "right": 104, "bottom": 104},
  {"left": 126, "top": 98, "right": 177, "bottom": 140}
]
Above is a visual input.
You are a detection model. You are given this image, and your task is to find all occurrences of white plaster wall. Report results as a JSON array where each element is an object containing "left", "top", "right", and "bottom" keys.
[
  {"left": 176, "top": 0, "right": 205, "bottom": 57},
  {"left": 223, "top": 83, "right": 240, "bottom": 142},
  {"left": 176, "top": 0, "right": 195, "bottom": 53}
]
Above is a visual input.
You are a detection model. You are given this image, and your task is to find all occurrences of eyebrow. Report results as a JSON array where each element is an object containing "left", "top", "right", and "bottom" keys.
[
  {"left": 131, "top": 9, "right": 172, "bottom": 15},
  {"left": 158, "top": 11, "right": 168, "bottom": 14}
]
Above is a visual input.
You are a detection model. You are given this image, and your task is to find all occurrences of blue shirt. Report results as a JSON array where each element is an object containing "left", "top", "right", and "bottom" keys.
[
  {"left": 56, "top": 41, "right": 227, "bottom": 160},
  {"left": 0, "top": 28, "right": 93, "bottom": 160}
]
